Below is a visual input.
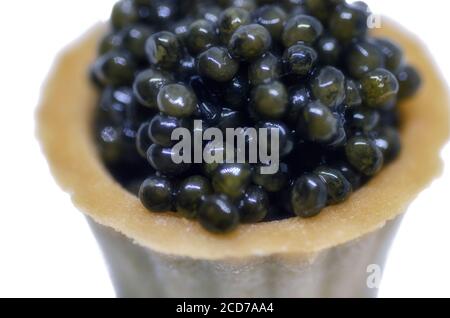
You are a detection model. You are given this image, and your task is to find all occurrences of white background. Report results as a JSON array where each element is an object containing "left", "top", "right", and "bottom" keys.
[{"left": 0, "top": 0, "right": 449, "bottom": 298}]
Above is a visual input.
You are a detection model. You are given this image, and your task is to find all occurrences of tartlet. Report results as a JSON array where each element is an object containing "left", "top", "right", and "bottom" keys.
[{"left": 38, "top": 19, "right": 449, "bottom": 297}]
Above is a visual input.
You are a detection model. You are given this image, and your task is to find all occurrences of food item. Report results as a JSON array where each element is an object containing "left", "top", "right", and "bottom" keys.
[
  {"left": 38, "top": 0, "right": 449, "bottom": 297},
  {"left": 311, "top": 66, "right": 346, "bottom": 107},
  {"left": 329, "top": 2, "right": 368, "bottom": 43},
  {"left": 176, "top": 175, "right": 213, "bottom": 219},
  {"left": 396, "top": 65, "right": 422, "bottom": 99},
  {"left": 218, "top": 7, "right": 250, "bottom": 44},
  {"left": 283, "top": 44, "right": 318, "bottom": 77},
  {"left": 282, "top": 14, "right": 323, "bottom": 47},
  {"left": 346, "top": 41, "right": 384, "bottom": 79},
  {"left": 238, "top": 185, "right": 270, "bottom": 223},
  {"left": 251, "top": 81, "right": 289, "bottom": 119},
  {"left": 146, "top": 31, "right": 181, "bottom": 70},
  {"left": 197, "top": 47, "right": 239, "bottom": 82},
  {"left": 88, "top": 0, "right": 428, "bottom": 234},
  {"left": 198, "top": 195, "right": 240, "bottom": 233},
  {"left": 229, "top": 24, "right": 272, "bottom": 61},
  {"left": 157, "top": 84, "right": 197, "bottom": 118},
  {"left": 139, "top": 175, "right": 174, "bottom": 212},
  {"left": 249, "top": 52, "right": 281, "bottom": 85},
  {"left": 254, "top": 5, "right": 287, "bottom": 42},
  {"left": 290, "top": 173, "right": 327, "bottom": 217},
  {"left": 186, "top": 19, "right": 218, "bottom": 56}
]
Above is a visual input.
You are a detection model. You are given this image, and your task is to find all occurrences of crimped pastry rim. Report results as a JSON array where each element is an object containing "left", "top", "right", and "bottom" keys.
[{"left": 37, "top": 19, "right": 450, "bottom": 260}]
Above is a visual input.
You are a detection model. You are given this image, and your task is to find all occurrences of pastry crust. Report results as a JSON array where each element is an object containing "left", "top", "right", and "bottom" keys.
[{"left": 37, "top": 19, "right": 449, "bottom": 260}]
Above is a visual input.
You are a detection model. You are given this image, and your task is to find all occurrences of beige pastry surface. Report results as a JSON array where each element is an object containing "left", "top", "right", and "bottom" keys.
[{"left": 37, "top": 19, "right": 449, "bottom": 260}]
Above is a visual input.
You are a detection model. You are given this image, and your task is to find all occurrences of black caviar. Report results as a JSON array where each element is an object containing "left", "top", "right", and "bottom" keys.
[{"left": 92, "top": 0, "right": 422, "bottom": 234}]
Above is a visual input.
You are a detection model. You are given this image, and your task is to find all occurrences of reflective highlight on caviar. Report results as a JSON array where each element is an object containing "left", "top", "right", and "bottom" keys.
[{"left": 92, "top": 0, "right": 422, "bottom": 234}]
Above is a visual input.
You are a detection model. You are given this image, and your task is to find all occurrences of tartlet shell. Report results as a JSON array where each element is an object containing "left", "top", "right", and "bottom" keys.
[{"left": 37, "top": 20, "right": 449, "bottom": 261}]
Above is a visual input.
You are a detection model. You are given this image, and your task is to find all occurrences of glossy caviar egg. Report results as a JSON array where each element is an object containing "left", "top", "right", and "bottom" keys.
[
  {"left": 202, "top": 142, "right": 234, "bottom": 177},
  {"left": 351, "top": 0, "right": 370, "bottom": 12},
  {"left": 133, "top": 68, "right": 173, "bottom": 109},
  {"left": 189, "top": 76, "right": 223, "bottom": 123},
  {"left": 176, "top": 175, "right": 213, "bottom": 219},
  {"left": 288, "top": 6, "right": 308, "bottom": 19},
  {"left": 315, "top": 166, "right": 352, "bottom": 204},
  {"left": 146, "top": 31, "right": 181, "bottom": 70},
  {"left": 136, "top": 122, "right": 153, "bottom": 158},
  {"left": 360, "top": 68, "right": 399, "bottom": 108},
  {"left": 333, "top": 161, "right": 362, "bottom": 190},
  {"left": 285, "top": 85, "right": 310, "bottom": 127},
  {"left": 345, "top": 136, "right": 384, "bottom": 176},
  {"left": 217, "top": 108, "right": 245, "bottom": 130},
  {"left": 396, "top": 65, "right": 422, "bottom": 99},
  {"left": 238, "top": 186, "right": 270, "bottom": 223},
  {"left": 290, "top": 173, "right": 328, "bottom": 218},
  {"left": 373, "top": 127, "right": 401, "bottom": 162},
  {"left": 157, "top": 83, "right": 197, "bottom": 118},
  {"left": 147, "top": 144, "right": 191, "bottom": 175},
  {"left": 223, "top": 72, "right": 250, "bottom": 109},
  {"left": 311, "top": 66, "right": 346, "bottom": 108},
  {"left": 254, "top": 5, "right": 288, "bottom": 42},
  {"left": 172, "top": 18, "right": 194, "bottom": 44},
  {"left": 283, "top": 44, "right": 318, "bottom": 77},
  {"left": 350, "top": 108, "right": 380, "bottom": 132},
  {"left": 346, "top": 41, "right": 385, "bottom": 79},
  {"left": 222, "top": 0, "right": 257, "bottom": 11},
  {"left": 176, "top": 54, "right": 197, "bottom": 81},
  {"left": 212, "top": 164, "right": 253, "bottom": 200},
  {"left": 144, "top": 0, "right": 182, "bottom": 27},
  {"left": 190, "top": 74, "right": 223, "bottom": 104},
  {"left": 345, "top": 79, "right": 363, "bottom": 107},
  {"left": 249, "top": 52, "right": 282, "bottom": 85},
  {"left": 93, "top": 51, "right": 136, "bottom": 87},
  {"left": 198, "top": 195, "right": 240, "bottom": 233},
  {"left": 251, "top": 81, "right": 289, "bottom": 119},
  {"left": 256, "top": 121, "right": 294, "bottom": 157},
  {"left": 316, "top": 36, "right": 341, "bottom": 65},
  {"left": 111, "top": 0, "right": 139, "bottom": 30},
  {"left": 96, "top": 126, "right": 123, "bottom": 165},
  {"left": 194, "top": 4, "right": 222, "bottom": 23},
  {"left": 304, "top": 0, "right": 344, "bottom": 22},
  {"left": 329, "top": 3, "right": 368, "bottom": 43},
  {"left": 197, "top": 47, "right": 239, "bottom": 82},
  {"left": 186, "top": 19, "right": 218, "bottom": 56},
  {"left": 282, "top": 14, "right": 323, "bottom": 47},
  {"left": 139, "top": 175, "right": 174, "bottom": 212},
  {"left": 98, "top": 86, "right": 135, "bottom": 126},
  {"left": 148, "top": 114, "right": 191, "bottom": 147},
  {"left": 298, "top": 101, "right": 339, "bottom": 143},
  {"left": 99, "top": 33, "right": 123, "bottom": 55},
  {"left": 122, "top": 25, "right": 153, "bottom": 60},
  {"left": 229, "top": 24, "right": 272, "bottom": 61},
  {"left": 252, "top": 163, "right": 289, "bottom": 192},
  {"left": 326, "top": 118, "right": 347, "bottom": 148},
  {"left": 196, "top": 102, "right": 223, "bottom": 127},
  {"left": 282, "top": 0, "right": 305, "bottom": 10},
  {"left": 218, "top": 7, "right": 251, "bottom": 44},
  {"left": 374, "top": 38, "right": 404, "bottom": 72}
]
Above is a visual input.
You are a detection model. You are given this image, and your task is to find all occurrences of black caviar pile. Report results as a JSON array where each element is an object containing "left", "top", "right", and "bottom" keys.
[{"left": 91, "top": 0, "right": 422, "bottom": 234}]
